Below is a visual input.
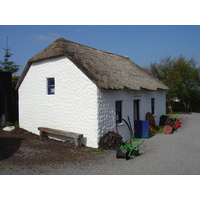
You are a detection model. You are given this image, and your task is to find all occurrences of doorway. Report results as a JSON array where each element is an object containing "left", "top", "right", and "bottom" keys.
[{"left": 134, "top": 100, "right": 140, "bottom": 120}]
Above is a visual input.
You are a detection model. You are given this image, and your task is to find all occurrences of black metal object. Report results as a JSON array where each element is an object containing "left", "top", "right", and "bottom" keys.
[
  {"left": 116, "top": 150, "right": 130, "bottom": 160},
  {"left": 0, "top": 72, "right": 12, "bottom": 126}
]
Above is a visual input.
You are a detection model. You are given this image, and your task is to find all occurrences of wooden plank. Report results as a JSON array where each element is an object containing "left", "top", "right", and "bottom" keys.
[{"left": 38, "top": 127, "right": 83, "bottom": 138}]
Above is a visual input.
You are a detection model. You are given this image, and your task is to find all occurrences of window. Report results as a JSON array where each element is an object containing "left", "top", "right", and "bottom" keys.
[
  {"left": 151, "top": 98, "right": 155, "bottom": 115},
  {"left": 134, "top": 100, "right": 140, "bottom": 120},
  {"left": 47, "top": 78, "right": 55, "bottom": 95},
  {"left": 116, "top": 101, "right": 122, "bottom": 123}
]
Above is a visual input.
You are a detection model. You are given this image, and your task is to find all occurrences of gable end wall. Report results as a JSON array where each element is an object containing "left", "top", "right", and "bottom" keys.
[{"left": 19, "top": 56, "right": 99, "bottom": 148}]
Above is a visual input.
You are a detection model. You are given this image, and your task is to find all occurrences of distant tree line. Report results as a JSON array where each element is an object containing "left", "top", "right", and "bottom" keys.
[{"left": 148, "top": 56, "right": 200, "bottom": 113}]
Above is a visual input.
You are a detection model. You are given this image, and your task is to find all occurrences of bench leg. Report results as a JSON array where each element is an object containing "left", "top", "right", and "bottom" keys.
[
  {"left": 39, "top": 131, "right": 45, "bottom": 140},
  {"left": 75, "top": 137, "right": 82, "bottom": 147}
]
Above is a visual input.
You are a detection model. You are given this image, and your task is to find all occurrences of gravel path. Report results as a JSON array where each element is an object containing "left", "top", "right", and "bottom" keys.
[{"left": 1, "top": 113, "right": 200, "bottom": 175}]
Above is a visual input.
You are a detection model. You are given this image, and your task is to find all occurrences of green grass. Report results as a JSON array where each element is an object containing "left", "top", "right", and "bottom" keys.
[
  {"left": 0, "top": 166, "right": 13, "bottom": 170},
  {"left": 167, "top": 113, "right": 179, "bottom": 120},
  {"left": 92, "top": 148, "right": 105, "bottom": 153}
]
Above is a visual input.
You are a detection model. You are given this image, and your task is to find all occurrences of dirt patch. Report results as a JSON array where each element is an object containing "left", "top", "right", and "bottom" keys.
[{"left": 0, "top": 127, "right": 104, "bottom": 167}]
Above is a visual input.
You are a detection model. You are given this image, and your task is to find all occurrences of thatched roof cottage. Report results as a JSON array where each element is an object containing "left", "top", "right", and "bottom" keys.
[{"left": 17, "top": 38, "right": 168, "bottom": 148}]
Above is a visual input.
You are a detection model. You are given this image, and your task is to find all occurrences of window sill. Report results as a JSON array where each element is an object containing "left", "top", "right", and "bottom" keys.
[{"left": 117, "top": 123, "right": 124, "bottom": 126}]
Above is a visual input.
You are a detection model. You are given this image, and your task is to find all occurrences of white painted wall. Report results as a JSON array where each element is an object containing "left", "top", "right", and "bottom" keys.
[
  {"left": 19, "top": 56, "right": 99, "bottom": 148},
  {"left": 97, "top": 89, "right": 166, "bottom": 142}
]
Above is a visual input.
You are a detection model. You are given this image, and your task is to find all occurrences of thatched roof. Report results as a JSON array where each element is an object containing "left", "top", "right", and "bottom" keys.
[{"left": 16, "top": 38, "right": 168, "bottom": 90}]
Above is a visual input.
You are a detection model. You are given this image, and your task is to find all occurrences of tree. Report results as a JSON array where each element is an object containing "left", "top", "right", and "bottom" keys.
[
  {"left": 148, "top": 56, "right": 200, "bottom": 113},
  {"left": 0, "top": 38, "right": 21, "bottom": 123},
  {"left": 0, "top": 38, "right": 20, "bottom": 74}
]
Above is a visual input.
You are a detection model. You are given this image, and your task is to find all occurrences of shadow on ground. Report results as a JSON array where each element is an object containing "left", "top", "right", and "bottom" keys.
[{"left": 0, "top": 137, "right": 24, "bottom": 161}]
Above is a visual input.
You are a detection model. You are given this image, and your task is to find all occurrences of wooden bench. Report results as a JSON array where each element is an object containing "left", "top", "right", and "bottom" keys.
[{"left": 38, "top": 127, "right": 83, "bottom": 147}]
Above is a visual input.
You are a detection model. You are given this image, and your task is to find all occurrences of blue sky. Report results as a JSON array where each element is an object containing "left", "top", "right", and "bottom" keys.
[{"left": 0, "top": 25, "right": 200, "bottom": 76}]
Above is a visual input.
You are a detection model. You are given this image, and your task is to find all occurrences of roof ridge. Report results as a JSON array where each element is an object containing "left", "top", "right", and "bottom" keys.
[{"left": 54, "top": 37, "right": 130, "bottom": 60}]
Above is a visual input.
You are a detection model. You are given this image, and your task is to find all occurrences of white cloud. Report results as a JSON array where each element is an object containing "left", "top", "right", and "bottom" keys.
[
  {"left": 75, "top": 29, "right": 83, "bottom": 33},
  {"left": 31, "top": 33, "right": 61, "bottom": 41}
]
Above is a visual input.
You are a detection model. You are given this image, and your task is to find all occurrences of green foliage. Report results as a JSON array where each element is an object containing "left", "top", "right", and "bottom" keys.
[
  {"left": 151, "top": 126, "right": 164, "bottom": 134},
  {"left": 0, "top": 47, "right": 20, "bottom": 74},
  {"left": 5, "top": 121, "right": 13, "bottom": 127},
  {"left": 148, "top": 56, "right": 200, "bottom": 113},
  {"left": 12, "top": 75, "right": 20, "bottom": 88},
  {"left": 13, "top": 121, "right": 19, "bottom": 127},
  {"left": 5, "top": 121, "right": 18, "bottom": 127}
]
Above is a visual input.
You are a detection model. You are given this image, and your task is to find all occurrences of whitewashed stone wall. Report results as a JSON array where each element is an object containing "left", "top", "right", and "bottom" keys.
[
  {"left": 97, "top": 89, "right": 166, "bottom": 142},
  {"left": 19, "top": 56, "right": 99, "bottom": 148}
]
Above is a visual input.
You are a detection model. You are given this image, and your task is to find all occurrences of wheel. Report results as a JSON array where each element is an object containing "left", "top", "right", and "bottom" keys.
[{"left": 146, "top": 112, "right": 156, "bottom": 131}]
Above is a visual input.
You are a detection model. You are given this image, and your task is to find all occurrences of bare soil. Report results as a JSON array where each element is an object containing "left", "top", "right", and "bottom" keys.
[{"left": 0, "top": 127, "right": 103, "bottom": 167}]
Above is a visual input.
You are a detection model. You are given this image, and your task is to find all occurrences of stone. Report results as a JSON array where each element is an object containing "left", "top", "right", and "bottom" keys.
[{"left": 3, "top": 126, "right": 15, "bottom": 131}]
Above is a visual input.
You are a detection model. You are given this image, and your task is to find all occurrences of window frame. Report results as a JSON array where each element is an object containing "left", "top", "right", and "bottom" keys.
[{"left": 47, "top": 78, "right": 55, "bottom": 95}]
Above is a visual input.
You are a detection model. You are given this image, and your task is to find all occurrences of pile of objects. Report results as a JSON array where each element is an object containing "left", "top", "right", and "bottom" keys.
[
  {"left": 98, "top": 131, "right": 125, "bottom": 150},
  {"left": 159, "top": 115, "right": 181, "bottom": 134}
]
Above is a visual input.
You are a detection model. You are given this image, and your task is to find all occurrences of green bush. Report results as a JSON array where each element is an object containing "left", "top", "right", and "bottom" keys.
[
  {"left": 5, "top": 121, "right": 18, "bottom": 127},
  {"left": 5, "top": 121, "right": 13, "bottom": 127}
]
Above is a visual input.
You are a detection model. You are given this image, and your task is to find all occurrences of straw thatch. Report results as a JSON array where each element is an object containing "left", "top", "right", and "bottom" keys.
[{"left": 16, "top": 38, "right": 168, "bottom": 90}]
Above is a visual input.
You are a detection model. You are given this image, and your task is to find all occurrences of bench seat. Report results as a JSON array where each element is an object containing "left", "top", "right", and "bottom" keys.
[{"left": 38, "top": 127, "right": 83, "bottom": 147}]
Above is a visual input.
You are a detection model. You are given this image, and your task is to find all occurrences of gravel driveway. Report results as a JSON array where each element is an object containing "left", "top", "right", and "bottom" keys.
[{"left": 1, "top": 113, "right": 200, "bottom": 175}]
